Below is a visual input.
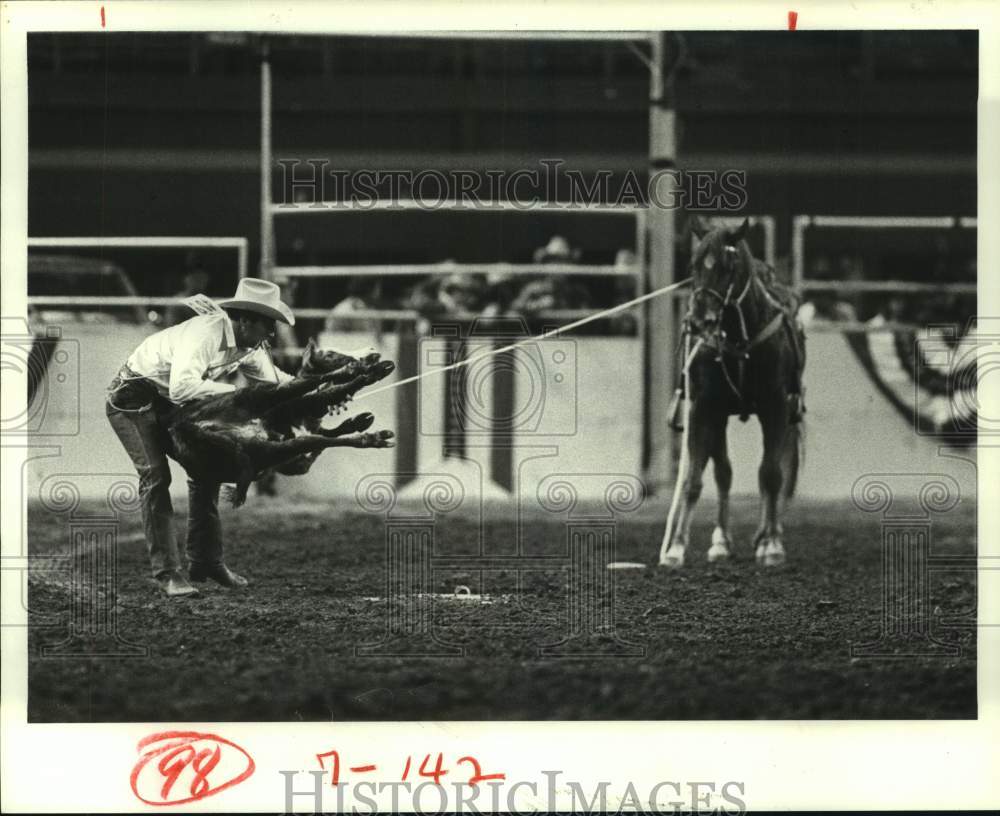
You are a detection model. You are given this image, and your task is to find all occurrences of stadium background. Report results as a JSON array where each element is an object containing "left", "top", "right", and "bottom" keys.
[
  {"left": 20, "top": 29, "right": 982, "bottom": 723},
  {"left": 25, "top": 31, "right": 978, "bottom": 502}
]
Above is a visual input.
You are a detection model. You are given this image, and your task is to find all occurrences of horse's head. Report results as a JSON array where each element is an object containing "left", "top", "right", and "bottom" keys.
[{"left": 686, "top": 217, "right": 755, "bottom": 339}]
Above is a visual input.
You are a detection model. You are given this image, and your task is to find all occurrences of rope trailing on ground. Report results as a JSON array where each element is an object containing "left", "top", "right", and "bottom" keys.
[{"left": 661, "top": 334, "right": 704, "bottom": 560}]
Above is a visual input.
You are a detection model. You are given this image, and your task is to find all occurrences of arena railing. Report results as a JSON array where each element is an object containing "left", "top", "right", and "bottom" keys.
[
  {"left": 269, "top": 199, "right": 648, "bottom": 285},
  {"left": 791, "top": 214, "right": 977, "bottom": 294},
  {"left": 27, "top": 236, "right": 249, "bottom": 280}
]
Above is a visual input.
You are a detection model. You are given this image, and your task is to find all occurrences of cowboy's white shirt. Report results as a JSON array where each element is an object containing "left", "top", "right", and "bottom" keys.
[{"left": 125, "top": 313, "right": 293, "bottom": 403}]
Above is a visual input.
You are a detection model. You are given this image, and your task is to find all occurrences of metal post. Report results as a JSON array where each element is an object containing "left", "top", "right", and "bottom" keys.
[
  {"left": 642, "top": 32, "right": 678, "bottom": 494},
  {"left": 394, "top": 321, "right": 420, "bottom": 490},
  {"left": 260, "top": 40, "right": 274, "bottom": 280},
  {"left": 791, "top": 215, "right": 809, "bottom": 293},
  {"left": 236, "top": 238, "right": 248, "bottom": 280}
]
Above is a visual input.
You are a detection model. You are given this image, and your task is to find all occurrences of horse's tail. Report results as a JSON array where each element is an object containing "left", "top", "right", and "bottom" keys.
[{"left": 782, "top": 420, "right": 805, "bottom": 500}]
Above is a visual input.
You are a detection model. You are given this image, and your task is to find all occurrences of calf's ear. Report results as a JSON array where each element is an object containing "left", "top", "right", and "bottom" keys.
[{"left": 302, "top": 337, "right": 316, "bottom": 363}]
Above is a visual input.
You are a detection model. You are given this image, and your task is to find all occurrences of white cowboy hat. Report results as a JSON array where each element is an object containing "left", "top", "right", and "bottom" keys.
[
  {"left": 533, "top": 235, "right": 579, "bottom": 264},
  {"left": 219, "top": 277, "right": 295, "bottom": 325}
]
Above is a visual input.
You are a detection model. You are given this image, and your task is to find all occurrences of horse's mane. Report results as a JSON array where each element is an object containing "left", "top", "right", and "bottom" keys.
[{"left": 750, "top": 254, "right": 800, "bottom": 316}]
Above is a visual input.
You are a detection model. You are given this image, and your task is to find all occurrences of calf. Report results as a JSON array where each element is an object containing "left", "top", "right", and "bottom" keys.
[{"left": 159, "top": 341, "right": 395, "bottom": 507}]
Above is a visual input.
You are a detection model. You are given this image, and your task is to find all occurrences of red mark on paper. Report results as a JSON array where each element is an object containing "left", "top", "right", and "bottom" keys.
[
  {"left": 418, "top": 752, "right": 448, "bottom": 784},
  {"left": 130, "top": 731, "right": 255, "bottom": 806},
  {"left": 458, "top": 755, "right": 506, "bottom": 785},
  {"left": 788, "top": 10, "right": 798, "bottom": 30},
  {"left": 317, "top": 749, "right": 342, "bottom": 785},
  {"left": 319, "top": 748, "right": 505, "bottom": 786},
  {"left": 100, "top": 6, "right": 105, "bottom": 27}
]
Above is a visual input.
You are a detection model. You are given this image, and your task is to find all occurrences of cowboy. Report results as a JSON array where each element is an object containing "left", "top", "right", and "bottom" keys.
[{"left": 106, "top": 278, "right": 295, "bottom": 597}]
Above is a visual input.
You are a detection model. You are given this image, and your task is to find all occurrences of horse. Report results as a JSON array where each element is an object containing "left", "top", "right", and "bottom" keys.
[{"left": 659, "top": 217, "right": 806, "bottom": 569}]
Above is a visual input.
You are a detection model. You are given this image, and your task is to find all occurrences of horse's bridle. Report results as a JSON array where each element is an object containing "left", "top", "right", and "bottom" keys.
[
  {"left": 686, "top": 245, "right": 754, "bottom": 356},
  {"left": 684, "top": 244, "right": 787, "bottom": 408}
]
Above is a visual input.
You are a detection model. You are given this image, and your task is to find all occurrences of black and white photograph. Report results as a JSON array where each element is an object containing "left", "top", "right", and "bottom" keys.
[{"left": 2, "top": 1, "right": 997, "bottom": 812}]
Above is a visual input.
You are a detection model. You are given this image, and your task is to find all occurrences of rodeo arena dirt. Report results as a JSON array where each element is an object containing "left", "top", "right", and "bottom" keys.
[{"left": 15, "top": 28, "right": 980, "bottom": 728}]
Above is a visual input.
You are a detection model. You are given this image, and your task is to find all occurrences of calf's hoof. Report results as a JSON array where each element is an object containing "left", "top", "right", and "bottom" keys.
[
  {"left": 360, "top": 430, "right": 395, "bottom": 448},
  {"left": 343, "top": 412, "right": 375, "bottom": 433},
  {"left": 755, "top": 537, "right": 786, "bottom": 567},
  {"left": 364, "top": 360, "right": 396, "bottom": 384},
  {"left": 659, "top": 545, "right": 686, "bottom": 569},
  {"left": 707, "top": 527, "right": 732, "bottom": 563}
]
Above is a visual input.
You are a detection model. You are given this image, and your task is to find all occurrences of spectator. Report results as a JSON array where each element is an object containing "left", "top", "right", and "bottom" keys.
[
  {"left": 609, "top": 248, "right": 639, "bottom": 334},
  {"left": 485, "top": 271, "right": 521, "bottom": 316},
  {"left": 325, "top": 277, "right": 385, "bottom": 336},
  {"left": 532, "top": 235, "right": 581, "bottom": 265},
  {"left": 798, "top": 253, "right": 858, "bottom": 326},
  {"left": 408, "top": 270, "right": 492, "bottom": 330},
  {"left": 163, "top": 252, "right": 211, "bottom": 327},
  {"left": 506, "top": 235, "right": 591, "bottom": 319},
  {"left": 508, "top": 277, "right": 592, "bottom": 315}
]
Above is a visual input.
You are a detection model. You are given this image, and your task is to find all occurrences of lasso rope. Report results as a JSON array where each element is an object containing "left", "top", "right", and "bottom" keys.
[
  {"left": 661, "top": 334, "right": 704, "bottom": 559},
  {"left": 355, "top": 277, "right": 692, "bottom": 400}
]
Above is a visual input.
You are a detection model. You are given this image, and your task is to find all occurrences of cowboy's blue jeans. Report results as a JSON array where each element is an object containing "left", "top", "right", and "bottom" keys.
[{"left": 106, "top": 391, "right": 223, "bottom": 578}]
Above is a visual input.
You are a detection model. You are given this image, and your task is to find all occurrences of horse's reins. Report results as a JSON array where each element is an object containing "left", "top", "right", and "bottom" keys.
[{"left": 684, "top": 245, "right": 789, "bottom": 412}]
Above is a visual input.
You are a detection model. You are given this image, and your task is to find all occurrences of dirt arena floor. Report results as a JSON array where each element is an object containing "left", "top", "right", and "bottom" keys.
[{"left": 26, "top": 497, "right": 976, "bottom": 722}]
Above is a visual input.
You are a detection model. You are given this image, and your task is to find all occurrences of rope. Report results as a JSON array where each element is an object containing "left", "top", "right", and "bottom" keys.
[
  {"left": 661, "top": 335, "right": 704, "bottom": 560},
  {"left": 355, "top": 277, "right": 692, "bottom": 401}
]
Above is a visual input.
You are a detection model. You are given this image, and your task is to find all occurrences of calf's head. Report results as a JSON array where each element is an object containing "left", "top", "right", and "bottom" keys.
[{"left": 299, "top": 338, "right": 395, "bottom": 385}]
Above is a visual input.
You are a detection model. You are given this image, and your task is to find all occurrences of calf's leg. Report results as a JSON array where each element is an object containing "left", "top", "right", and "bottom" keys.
[{"left": 245, "top": 430, "right": 395, "bottom": 472}]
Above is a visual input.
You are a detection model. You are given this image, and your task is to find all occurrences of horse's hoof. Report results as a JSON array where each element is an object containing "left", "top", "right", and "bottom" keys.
[
  {"left": 707, "top": 545, "right": 730, "bottom": 562},
  {"left": 758, "top": 538, "right": 786, "bottom": 567},
  {"left": 659, "top": 546, "right": 686, "bottom": 569},
  {"left": 707, "top": 527, "right": 731, "bottom": 562}
]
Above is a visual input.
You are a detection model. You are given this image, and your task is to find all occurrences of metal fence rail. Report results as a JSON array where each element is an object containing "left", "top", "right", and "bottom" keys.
[
  {"left": 271, "top": 200, "right": 648, "bottom": 215},
  {"left": 27, "top": 236, "right": 249, "bottom": 279},
  {"left": 791, "top": 215, "right": 977, "bottom": 291},
  {"left": 25, "top": 297, "right": 946, "bottom": 335},
  {"left": 273, "top": 262, "right": 639, "bottom": 280},
  {"left": 802, "top": 280, "right": 976, "bottom": 294}
]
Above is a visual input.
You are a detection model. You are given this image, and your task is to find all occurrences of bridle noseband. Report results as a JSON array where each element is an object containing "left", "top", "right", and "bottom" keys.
[
  {"left": 684, "top": 242, "right": 788, "bottom": 410},
  {"left": 686, "top": 244, "right": 754, "bottom": 357}
]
